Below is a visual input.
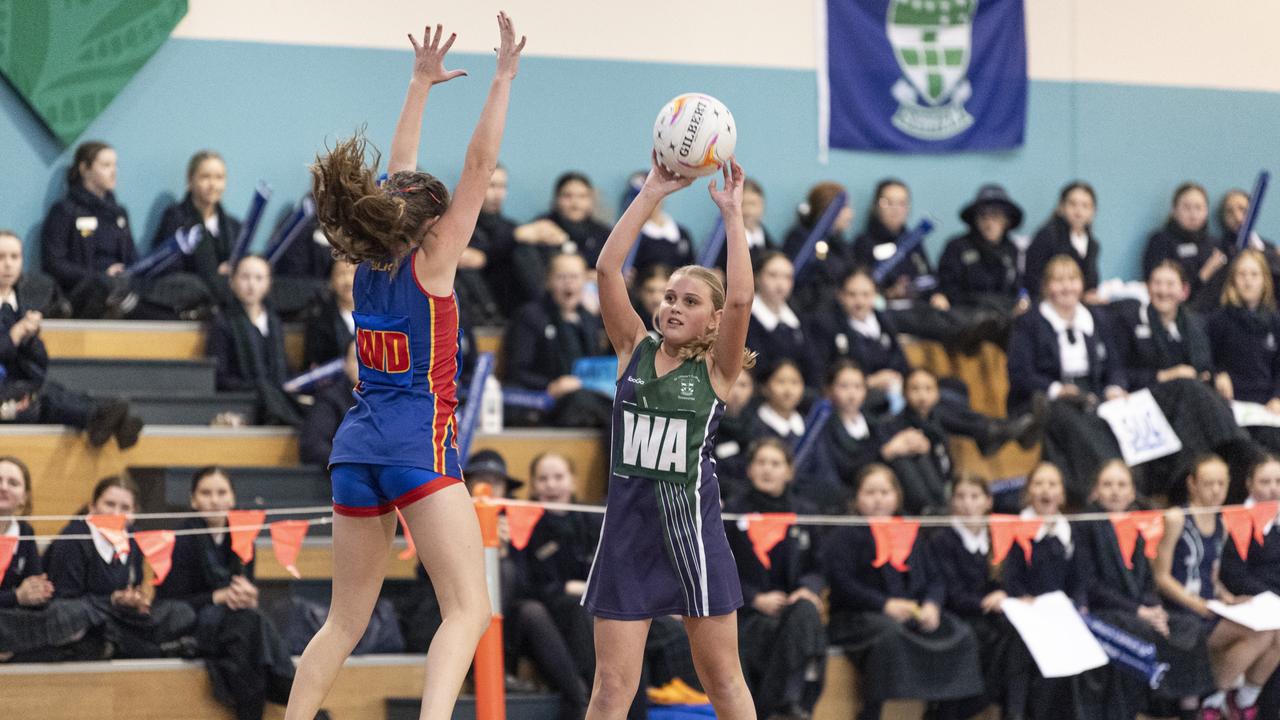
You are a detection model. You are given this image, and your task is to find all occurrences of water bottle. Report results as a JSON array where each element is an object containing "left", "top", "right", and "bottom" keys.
[{"left": 481, "top": 374, "right": 504, "bottom": 434}]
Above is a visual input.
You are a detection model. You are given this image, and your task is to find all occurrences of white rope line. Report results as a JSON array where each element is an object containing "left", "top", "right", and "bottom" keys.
[{"left": 3, "top": 499, "right": 1271, "bottom": 543}]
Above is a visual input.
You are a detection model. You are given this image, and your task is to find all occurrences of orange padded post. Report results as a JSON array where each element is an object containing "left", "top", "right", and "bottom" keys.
[{"left": 472, "top": 484, "right": 506, "bottom": 720}]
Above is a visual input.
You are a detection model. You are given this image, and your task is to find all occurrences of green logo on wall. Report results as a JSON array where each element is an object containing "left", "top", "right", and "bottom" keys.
[
  {"left": 0, "top": 0, "right": 187, "bottom": 145},
  {"left": 887, "top": 0, "right": 977, "bottom": 140}
]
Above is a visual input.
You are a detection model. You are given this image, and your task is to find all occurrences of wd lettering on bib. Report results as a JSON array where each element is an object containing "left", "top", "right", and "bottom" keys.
[
  {"left": 353, "top": 312, "right": 414, "bottom": 388},
  {"left": 616, "top": 403, "right": 695, "bottom": 484}
]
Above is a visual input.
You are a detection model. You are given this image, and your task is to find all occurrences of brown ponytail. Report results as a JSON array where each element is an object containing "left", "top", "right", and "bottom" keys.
[{"left": 310, "top": 132, "right": 450, "bottom": 265}]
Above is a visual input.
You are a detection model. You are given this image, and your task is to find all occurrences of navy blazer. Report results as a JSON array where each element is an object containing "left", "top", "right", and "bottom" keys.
[
  {"left": 502, "top": 295, "right": 605, "bottom": 391},
  {"left": 1143, "top": 221, "right": 1214, "bottom": 295},
  {"left": 1000, "top": 530, "right": 1086, "bottom": 605},
  {"left": 925, "top": 526, "right": 999, "bottom": 617},
  {"left": 1006, "top": 305, "right": 1125, "bottom": 413},
  {"left": 821, "top": 524, "right": 944, "bottom": 615},
  {"left": 937, "top": 231, "right": 1020, "bottom": 305},
  {"left": 40, "top": 185, "right": 137, "bottom": 292},
  {"left": 724, "top": 490, "right": 826, "bottom": 607},
  {"left": 44, "top": 519, "right": 145, "bottom": 599},
  {"left": 1206, "top": 305, "right": 1280, "bottom": 404},
  {"left": 514, "top": 503, "right": 602, "bottom": 604},
  {"left": 1075, "top": 508, "right": 1159, "bottom": 613},
  {"left": 852, "top": 219, "right": 937, "bottom": 296},
  {"left": 1219, "top": 523, "right": 1280, "bottom": 597},
  {"left": 156, "top": 518, "right": 254, "bottom": 610},
  {"left": 810, "top": 307, "right": 911, "bottom": 381},
  {"left": 746, "top": 308, "right": 819, "bottom": 386},
  {"left": 0, "top": 521, "right": 43, "bottom": 608},
  {"left": 151, "top": 194, "right": 243, "bottom": 284},
  {"left": 1112, "top": 300, "right": 1213, "bottom": 391},
  {"left": 1024, "top": 216, "right": 1101, "bottom": 300}
]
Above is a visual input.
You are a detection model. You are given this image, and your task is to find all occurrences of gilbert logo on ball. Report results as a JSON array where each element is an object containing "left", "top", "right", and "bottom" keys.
[{"left": 653, "top": 93, "right": 737, "bottom": 178}]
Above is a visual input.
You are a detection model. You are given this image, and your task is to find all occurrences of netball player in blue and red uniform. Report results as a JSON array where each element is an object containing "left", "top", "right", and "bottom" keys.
[{"left": 284, "top": 14, "right": 525, "bottom": 720}]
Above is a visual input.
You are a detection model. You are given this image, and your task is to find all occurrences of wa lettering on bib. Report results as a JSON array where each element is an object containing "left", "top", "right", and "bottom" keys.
[{"left": 615, "top": 403, "right": 695, "bottom": 485}]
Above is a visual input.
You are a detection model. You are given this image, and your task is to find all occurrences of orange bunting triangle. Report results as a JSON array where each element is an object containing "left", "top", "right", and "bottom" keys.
[
  {"left": 868, "top": 517, "right": 919, "bottom": 571},
  {"left": 1132, "top": 510, "right": 1165, "bottom": 560},
  {"left": 133, "top": 530, "right": 176, "bottom": 585},
  {"left": 0, "top": 535, "right": 17, "bottom": 579},
  {"left": 396, "top": 508, "right": 417, "bottom": 561},
  {"left": 505, "top": 505, "right": 545, "bottom": 552},
  {"left": 745, "top": 513, "right": 797, "bottom": 569},
  {"left": 1222, "top": 506, "right": 1254, "bottom": 561},
  {"left": 226, "top": 510, "right": 266, "bottom": 564},
  {"left": 87, "top": 514, "right": 130, "bottom": 557},
  {"left": 1248, "top": 501, "right": 1278, "bottom": 545},
  {"left": 474, "top": 498, "right": 502, "bottom": 548},
  {"left": 269, "top": 520, "right": 309, "bottom": 579},
  {"left": 1109, "top": 513, "right": 1140, "bottom": 569},
  {"left": 988, "top": 515, "right": 1042, "bottom": 565}
]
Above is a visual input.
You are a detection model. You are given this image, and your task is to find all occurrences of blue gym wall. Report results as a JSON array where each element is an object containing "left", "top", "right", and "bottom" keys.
[{"left": 3, "top": 37, "right": 1279, "bottom": 281}]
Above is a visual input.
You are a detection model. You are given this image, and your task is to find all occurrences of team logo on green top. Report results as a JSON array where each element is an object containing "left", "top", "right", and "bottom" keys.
[
  {"left": 887, "top": 0, "right": 977, "bottom": 140},
  {"left": 0, "top": 1, "right": 188, "bottom": 145}
]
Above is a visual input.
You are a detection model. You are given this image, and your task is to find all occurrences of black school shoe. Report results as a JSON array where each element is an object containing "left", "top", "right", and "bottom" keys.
[
  {"left": 116, "top": 413, "right": 144, "bottom": 450},
  {"left": 86, "top": 399, "right": 129, "bottom": 447}
]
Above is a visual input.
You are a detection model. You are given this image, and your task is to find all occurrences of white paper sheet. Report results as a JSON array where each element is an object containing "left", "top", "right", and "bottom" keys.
[
  {"left": 1232, "top": 401, "right": 1280, "bottom": 428},
  {"left": 1096, "top": 389, "right": 1182, "bottom": 466},
  {"left": 1001, "top": 591, "right": 1110, "bottom": 678},
  {"left": 1207, "top": 591, "right": 1280, "bottom": 631}
]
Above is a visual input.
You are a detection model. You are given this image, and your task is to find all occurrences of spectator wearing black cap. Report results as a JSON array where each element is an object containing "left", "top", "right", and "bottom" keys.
[
  {"left": 938, "top": 185, "right": 1027, "bottom": 345},
  {"left": 0, "top": 230, "right": 142, "bottom": 446}
]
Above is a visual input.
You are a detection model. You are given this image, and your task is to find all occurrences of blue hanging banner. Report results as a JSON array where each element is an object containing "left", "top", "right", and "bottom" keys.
[
  {"left": 228, "top": 181, "right": 272, "bottom": 264},
  {"left": 1237, "top": 170, "right": 1270, "bottom": 250},
  {"left": 820, "top": 0, "right": 1027, "bottom": 154}
]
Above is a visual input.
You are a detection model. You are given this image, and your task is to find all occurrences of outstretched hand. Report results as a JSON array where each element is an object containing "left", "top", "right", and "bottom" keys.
[
  {"left": 708, "top": 158, "right": 744, "bottom": 213},
  {"left": 494, "top": 11, "right": 527, "bottom": 79},
  {"left": 642, "top": 150, "right": 694, "bottom": 197},
  {"left": 408, "top": 23, "right": 467, "bottom": 85}
]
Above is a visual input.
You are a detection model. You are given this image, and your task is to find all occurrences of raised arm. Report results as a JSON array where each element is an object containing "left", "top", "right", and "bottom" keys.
[
  {"left": 418, "top": 12, "right": 525, "bottom": 294},
  {"left": 709, "top": 159, "right": 751, "bottom": 391},
  {"left": 389, "top": 23, "right": 467, "bottom": 175},
  {"left": 596, "top": 156, "right": 692, "bottom": 361}
]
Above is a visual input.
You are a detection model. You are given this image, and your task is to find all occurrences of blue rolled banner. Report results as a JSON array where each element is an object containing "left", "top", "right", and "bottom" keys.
[
  {"left": 793, "top": 191, "right": 848, "bottom": 276},
  {"left": 1236, "top": 170, "right": 1270, "bottom": 250},
  {"left": 1084, "top": 615, "right": 1169, "bottom": 689},
  {"left": 572, "top": 356, "right": 619, "bottom": 398},
  {"left": 501, "top": 388, "right": 556, "bottom": 412},
  {"left": 872, "top": 217, "right": 937, "bottom": 285},
  {"left": 696, "top": 216, "right": 727, "bottom": 268},
  {"left": 266, "top": 196, "right": 317, "bottom": 267},
  {"left": 792, "top": 399, "right": 833, "bottom": 469},
  {"left": 228, "top": 181, "right": 273, "bottom": 265},
  {"left": 456, "top": 352, "right": 496, "bottom": 462},
  {"left": 282, "top": 357, "right": 345, "bottom": 394},
  {"left": 126, "top": 225, "right": 202, "bottom": 278}
]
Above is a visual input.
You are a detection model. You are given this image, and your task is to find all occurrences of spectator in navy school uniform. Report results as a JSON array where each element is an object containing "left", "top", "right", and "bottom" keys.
[
  {"left": 723, "top": 438, "right": 828, "bottom": 720},
  {"left": 880, "top": 368, "right": 954, "bottom": 515},
  {"left": 270, "top": 194, "right": 334, "bottom": 320},
  {"left": 746, "top": 251, "right": 818, "bottom": 386},
  {"left": 299, "top": 342, "right": 357, "bottom": 466},
  {"left": 0, "top": 230, "right": 67, "bottom": 318},
  {"left": 43, "top": 476, "right": 197, "bottom": 659},
  {"left": 1153, "top": 455, "right": 1280, "bottom": 720},
  {"left": 1218, "top": 454, "right": 1280, "bottom": 720},
  {"left": 715, "top": 177, "right": 775, "bottom": 269},
  {"left": 1007, "top": 256, "right": 1123, "bottom": 504},
  {"left": 1024, "top": 181, "right": 1103, "bottom": 305},
  {"left": 467, "top": 164, "right": 520, "bottom": 317},
  {"left": 746, "top": 358, "right": 808, "bottom": 449},
  {"left": 713, "top": 367, "right": 758, "bottom": 500},
  {"left": 0, "top": 456, "right": 101, "bottom": 662},
  {"left": 157, "top": 467, "right": 297, "bottom": 720},
  {"left": 1208, "top": 249, "right": 1280, "bottom": 455},
  {"left": 302, "top": 259, "right": 356, "bottom": 370},
  {"left": 502, "top": 252, "right": 611, "bottom": 428},
  {"left": 511, "top": 173, "right": 612, "bottom": 302},
  {"left": 937, "top": 184, "right": 1026, "bottom": 344},
  {"left": 0, "top": 231, "right": 143, "bottom": 447},
  {"left": 1201, "top": 188, "right": 1280, "bottom": 312},
  {"left": 205, "top": 256, "right": 301, "bottom": 426},
  {"left": 150, "top": 149, "right": 243, "bottom": 312},
  {"left": 783, "top": 181, "right": 857, "bottom": 316},
  {"left": 821, "top": 464, "right": 983, "bottom": 720},
  {"left": 624, "top": 171, "right": 695, "bottom": 279},
  {"left": 1075, "top": 461, "right": 1214, "bottom": 720},
  {"left": 1143, "top": 182, "right": 1221, "bottom": 308},
  {"left": 632, "top": 264, "right": 671, "bottom": 332},
  {"left": 798, "top": 360, "right": 888, "bottom": 513}
]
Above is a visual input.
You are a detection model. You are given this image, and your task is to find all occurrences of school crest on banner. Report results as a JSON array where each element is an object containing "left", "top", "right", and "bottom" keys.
[{"left": 820, "top": 0, "right": 1026, "bottom": 153}]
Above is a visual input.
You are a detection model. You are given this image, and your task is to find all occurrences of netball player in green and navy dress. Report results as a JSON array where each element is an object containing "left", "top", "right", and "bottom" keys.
[
  {"left": 284, "top": 15, "right": 525, "bottom": 720},
  {"left": 583, "top": 157, "right": 757, "bottom": 720}
]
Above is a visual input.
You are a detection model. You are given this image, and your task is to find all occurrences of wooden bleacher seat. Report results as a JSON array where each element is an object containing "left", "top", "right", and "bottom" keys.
[
  {"left": 0, "top": 654, "right": 426, "bottom": 720},
  {"left": 812, "top": 650, "right": 999, "bottom": 720}
]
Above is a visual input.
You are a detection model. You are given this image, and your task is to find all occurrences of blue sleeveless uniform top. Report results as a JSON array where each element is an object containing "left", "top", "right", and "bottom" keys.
[
  {"left": 1171, "top": 508, "right": 1223, "bottom": 601},
  {"left": 329, "top": 249, "right": 463, "bottom": 476}
]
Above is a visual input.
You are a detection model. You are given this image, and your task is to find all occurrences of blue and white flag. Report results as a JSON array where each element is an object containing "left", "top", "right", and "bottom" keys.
[{"left": 818, "top": 0, "right": 1027, "bottom": 154}]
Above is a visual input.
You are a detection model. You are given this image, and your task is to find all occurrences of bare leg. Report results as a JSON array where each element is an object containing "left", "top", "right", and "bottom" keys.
[
  {"left": 685, "top": 614, "right": 756, "bottom": 720},
  {"left": 1207, "top": 620, "right": 1273, "bottom": 690},
  {"left": 585, "top": 618, "right": 652, "bottom": 720},
  {"left": 284, "top": 511, "right": 396, "bottom": 720},
  {"left": 401, "top": 483, "right": 494, "bottom": 720},
  {"left": 1244, "top": 630, "right": 1280, "bottom": 687}
]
